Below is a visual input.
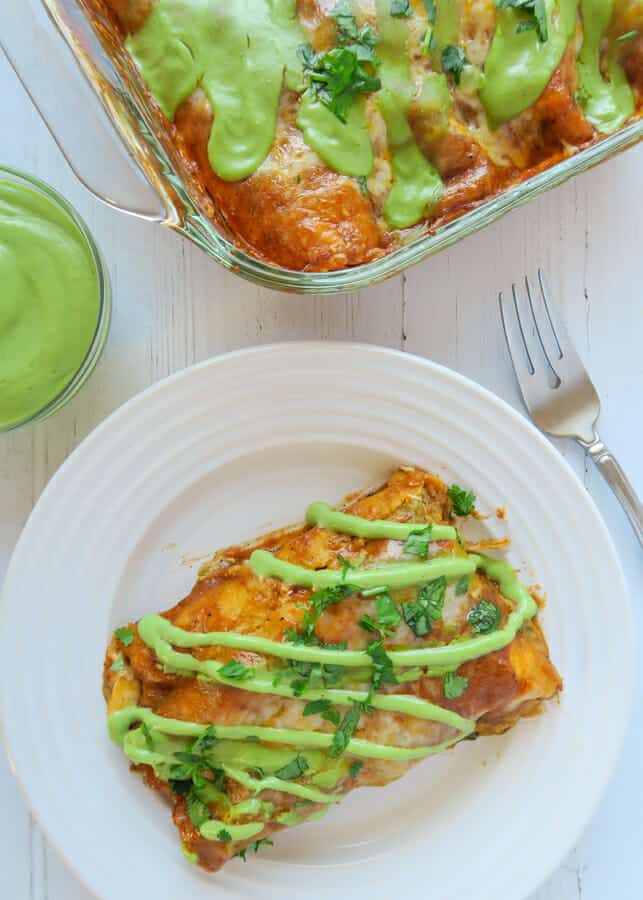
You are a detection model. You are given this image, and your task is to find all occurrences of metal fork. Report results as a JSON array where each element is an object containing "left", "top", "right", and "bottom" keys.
[{"left": 499, "top": 270, "right": 642, "bottom": 547}]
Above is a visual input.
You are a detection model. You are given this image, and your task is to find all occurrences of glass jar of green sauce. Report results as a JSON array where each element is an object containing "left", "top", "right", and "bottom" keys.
[{"left": 0, "top": 167, "right": 111, "bottom": 432}]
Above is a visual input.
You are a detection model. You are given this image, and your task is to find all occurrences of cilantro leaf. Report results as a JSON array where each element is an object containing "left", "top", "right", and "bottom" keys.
[
  {"left": 330, "top": 1, "right": 379, "bottom": 62},
  {"left": 218, "top": 828, "right": 232, "bottom": 842},
  {"left": 274, "top": 755, "right": 310, "bottom": 780},
  {"left": 357, "top": 175, "right": 369, "bottom": 195},
  {"left": 237, "top": 838, "right": 274, "bottom": 861},
  {"left": 110, "top": 656, "right": 125, "bottom": 672},
  {"left": 423, "top": 0, "right": 437, "bottom": 23},
  {"left": 467, "top": 600, "right": 501, "bottom": 634},
  {"left": 420, "top": 577, "right": 447, "bottom": 621},
  {"left": 366, "top": 640, "right": 397, "bottom": 689},
  {"left": 337, "top": 553, "right": 354, "bottom": 579},
  {"left": 455, "top": 575, "right": 470, "bottom": 596},
  {"left": 359, "top": 592, "right": 401, "bottom": 637},
  {"left": 443, "top": 671, "right": 469, "bottom": 700},
  {"left": 349, "top": 759, "right": 364, "bottom": 779},
  {"left": 447, "top": 483, "right": 476, "bottom": 516},
  {"left": 497, "top": 0, "right": 548, "bottom": 43},
  {"left": 402, "top": 525, "right": 433, "bottom": 558},
  {"left": 303, "top": 698, "right": 341, "bottom": 726},
  {"left": 168, "top": 729, "right": 223, "bottom": 788},
  {"left": 375, "top": 592, "right": 401, "bottom": 629},
  {"left": 441, "top": 45, "right": 467, "bottom": 85},
  {"left": 353, "top": 693, "right": 374, "bottom": 715},
  {"left": 186, "top": 791, "right": 210, "bottom": 829},
  {"left": 401, "top": 576, "right": 446, "bottom": 636},
  {"left": 298, "top": 44, "right": 381, "bottom": 123},
  {"left": 218, "top": 660, "right": 254, "bottom": 680},
  {"left": 114, "top": 626, "right": 134, "bottom": 647},
  {"left": 298, "top": 583, "right": 356, "bottom": 641},
  {"left": 330, "top": 706, "right": 361, "bottom": 757},
  {"left": 192, "top": 726, "right": 217, "bottom": 754},
  {"left": 391, "top": 0, "right": 413, "bottom": 16}
]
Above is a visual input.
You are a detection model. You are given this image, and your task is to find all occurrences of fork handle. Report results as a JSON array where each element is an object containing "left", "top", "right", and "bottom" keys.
[{"left": 584, "top": 438, "right": 643, "bottom": 547}]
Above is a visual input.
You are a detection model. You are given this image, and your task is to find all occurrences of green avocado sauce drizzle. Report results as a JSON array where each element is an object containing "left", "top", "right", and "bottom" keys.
[
  {"left": 481, "top": 0, "right": 578, "bottom": 127},
  {"left": 125, "top": 0, "right": 638, "bottom": 239},
  {"left": 109, "top": 501, "right": 538, "bottom": 849},
  {"left": 127, "top": 0, "right": 305, "bottom": 182},
  {"left": 375, "top": 0, "right": 444, "bottom": 228},
  {"left": 576, "top": 0, "right": 635, "bottom": 133}
]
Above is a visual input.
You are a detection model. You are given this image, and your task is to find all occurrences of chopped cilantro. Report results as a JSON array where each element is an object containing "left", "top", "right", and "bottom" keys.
[
  {"left": 441, "top": 45, "right": 467, "bottom": 85},
  {"left": 391, "top": 0, "right": 413, "bottom": 16},
  {"left": 337, "top": 553, "right": 354, "bottom": 579},
  {"left": 421, "top": 577, "right": 447, "bottom": 620},
  {"left": 443, "top": 671, "right": 469, "bottom": 700},
  {"left": 357, "top": 175, "right": 369, "bottom": 195},
  {"left": 497, "top": 0, "right": 548, "bottom": 43},
  {"left": 303, "top": 698, "right": 341, "bottom": 726},
  {"left": 192, "top": 726, "right": 217, "bottom": 754},
  {"left": 330, "top": 1, "right": 379, "bottom": 62},
  {"left": 114, "top": 626, "right": 134, "bottom": 647},
  {"left": 423, "top": 0, "right": 437, "bottom": 23},
  {"left": 447, "top": 483, "right": 476, "bottom": 516},
  {"left": 349, "top": 759, "right": 364, "bottom": 779},
  {"left": 330, "top": 706, "right": 361, "bottom": 757},
  {"left": 218, "top": 660, "right": 254, "bottom": 680},
  {"left": 186, "top": 791, "right": 210, "bottom": 829},
  {"left": 297, "top": 583, "right": 356, "bottom": 642},
  {"left": 298, "top": 44, "right": 381, "bottom": 123},
  {"left": 169, "top": 778, "right": 192, "bottom": 796},
  {"left": 467, "top": 600, "right": 501, "bottom": 634},
  {"left": 274, "top": 755, "right": 310, "bottom": 780},
  {"left": 285, "top": 652, "right": 347, "bottom": 697},
  {"left": 359, "top": 592, "right": 400, "bottom": 638},
  {"left": 353, "top": 693, "right": 374, "bottom": 715},
  {"left": 455, "top": 575, "right": 470, "bottom": 596},
  {"left": 402, "top": 524, "right": 433, "bottom": 558},
  {"left": 422, "top": 28, "right": 437, "bottom": 54},
  {"left": 375, "top": 592, "right": 401, "bottom": 629},
  {"left": 168, "top": 729, "right": 223, "bottom": 789},
  {"left": 110, "top": 657, "right": 124, "bottom": 672},
  {"left": 236, "top": 838, "right": 274, "bottom": 861},
  {"left": 359, "top": 614, "right": 380, "bottom": 634},
  {"left": 366, "top": 640, "right": 397, "bottom": 689},
  {"left": 401, "top": 576, "right": 446, "bottom": 636},
  {"left": 217, "top": 829, "right": 232, "bottom": 842}
]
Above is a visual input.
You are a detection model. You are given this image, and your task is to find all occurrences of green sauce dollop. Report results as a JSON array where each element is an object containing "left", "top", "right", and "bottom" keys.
[
  {"left": 375, "top": 0, "right": 443, "bottom": 227},
  {"left": 127, "top": 0, "right": 304, "bottom": 182},
  {"left": 480, "top": 0, "right": 578, "bottom": 127},
  {"left": 577, "top": 0, "right": 635, "bottom": 133},
  {"left": 0, "top": 180, "right": 100, "bottom": 430}
]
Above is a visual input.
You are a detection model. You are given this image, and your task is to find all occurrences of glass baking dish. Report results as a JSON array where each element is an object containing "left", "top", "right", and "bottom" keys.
[{"left": 4, "top": 0, "right": 642, "bottom": 295}]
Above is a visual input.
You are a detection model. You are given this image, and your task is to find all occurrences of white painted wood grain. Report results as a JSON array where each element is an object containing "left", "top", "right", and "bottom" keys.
[{"left": 1, "top": 45, "right": 642, "bottom": 900}]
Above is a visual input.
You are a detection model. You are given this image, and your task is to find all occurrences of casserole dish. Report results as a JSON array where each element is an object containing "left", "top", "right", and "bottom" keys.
[{"left": 3, "top": 0, "right": 642, "bottom": 294}]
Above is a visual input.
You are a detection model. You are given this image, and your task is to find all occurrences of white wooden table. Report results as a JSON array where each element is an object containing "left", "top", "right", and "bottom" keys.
[{"left": 1, "top": 44, "right": 642, "bottom": 900}]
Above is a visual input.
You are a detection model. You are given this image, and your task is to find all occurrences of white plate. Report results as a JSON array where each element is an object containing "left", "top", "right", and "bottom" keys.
[{"left": 0, "top": 343, "right": 632, "bottom": 900}]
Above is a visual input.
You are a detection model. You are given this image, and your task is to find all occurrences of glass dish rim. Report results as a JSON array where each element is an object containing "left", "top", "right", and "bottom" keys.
[
  {"left": 39, "top": 0, "right": 643, "bottom": 294},
  {"left": 0, "top": 165, "right": 112, "bottom": 433}
]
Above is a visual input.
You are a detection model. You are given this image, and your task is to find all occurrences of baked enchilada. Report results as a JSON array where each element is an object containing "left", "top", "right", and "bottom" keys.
[
  {"left": 90, "top": 0, "right": 642, "bottom": 271},
  {"left": 105, "top": 466, "right": 561, "bottom": 870}
]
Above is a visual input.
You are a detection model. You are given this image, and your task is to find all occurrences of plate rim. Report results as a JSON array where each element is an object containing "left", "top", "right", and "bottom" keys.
[{"left": 0, "top": 341, "right": 634, "bottom": 900}]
